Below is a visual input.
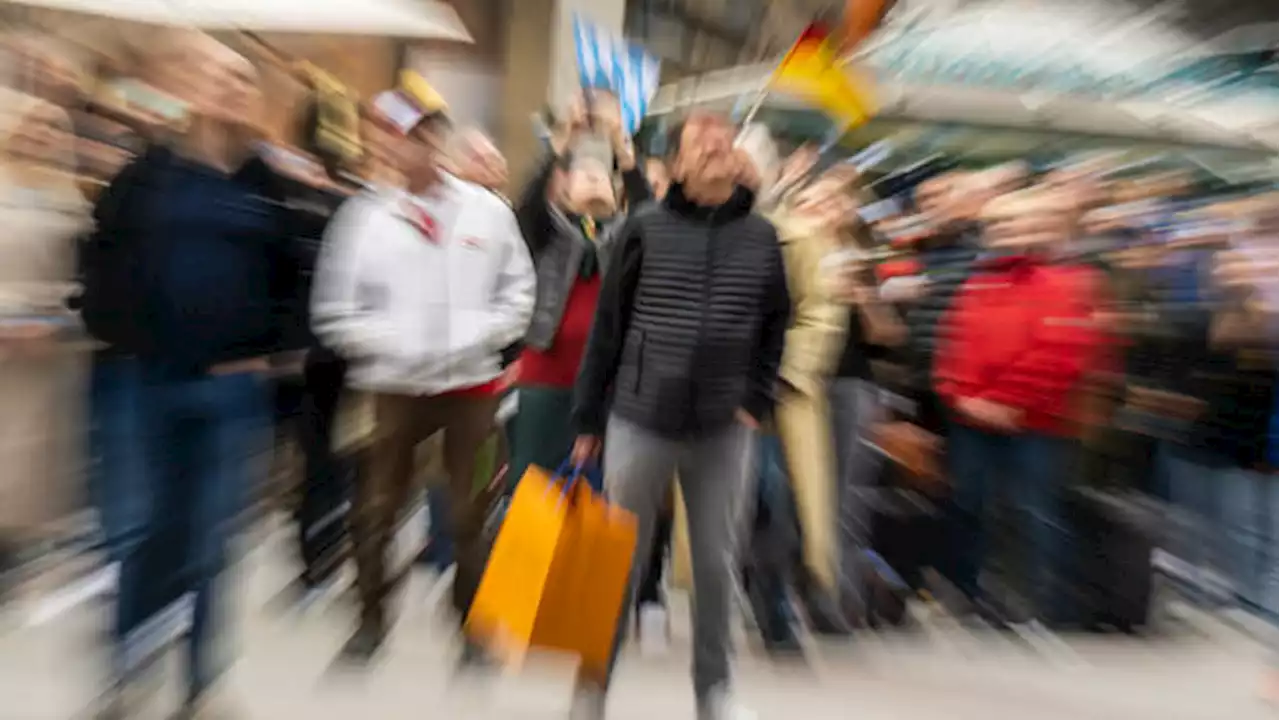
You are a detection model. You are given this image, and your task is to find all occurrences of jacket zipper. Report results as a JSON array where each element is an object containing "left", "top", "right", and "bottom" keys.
[
  {"left": 690, "top": 211, "right": 719, "bottom": 416},
  {"left": 633, "top": 329, "right": 646, "bottom": 393}
]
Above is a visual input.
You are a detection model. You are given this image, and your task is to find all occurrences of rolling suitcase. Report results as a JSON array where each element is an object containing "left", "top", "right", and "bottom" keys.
[
  {"left": 1063, "top": 487, "right": 1157, "bottom": 632},
  {"left": 852, "top": 487, "right": 943, "bottom": 626}
]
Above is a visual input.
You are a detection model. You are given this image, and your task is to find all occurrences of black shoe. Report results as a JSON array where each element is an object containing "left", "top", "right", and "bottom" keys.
[
  {"left": 751, "top": 585, "right": 804, "bottom": 657},
  {"left": 415, "top": 539, "right": 453, "bottom": 571},
  {"left": 169, "top": 696, "right": 237, "bottom": 720},
  {"left": 457, "top": 639, "right": 493, "bottom": 670},
  {"left": 414, "top": 540, "right": 437, "bottom": 567},
  {"left": 761, "top": 625, "right": 804, "bottom": 657},
  {"left": 799, "top": 589, "right": 853, "bottom": 637},
  {"left": 969, "top": 594, "right": 1014, "bottom": 631},
  {"left": 338, "top": 622, "right": 385, "bottom": 665},
  {"left": 0, "top": 539, "right": 21, "bottom": 604}
]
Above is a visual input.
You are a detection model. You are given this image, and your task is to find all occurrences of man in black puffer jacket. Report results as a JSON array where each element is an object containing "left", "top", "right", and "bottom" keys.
[{"left": 569, "top": 111, "right": 790, "bottom": 719}]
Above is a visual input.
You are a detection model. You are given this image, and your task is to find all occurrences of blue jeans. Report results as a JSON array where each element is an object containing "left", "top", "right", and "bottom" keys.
[
  {"left": 113, "top": 365, "right": 268, "bottom": 701},
  {"left": 87, "top": 355, "right": 147, "bottom": 566},
  {"left": 421, "top": 489, "right": 455, "bottom": 570},
  {"left": 1167, "top": 445, "right": 1233, "bottom": 597},
  {"left": 947, "top": 423, "right": 1071, "bottom": 621},
  {"left": 1222, "top": 467, "right": 1278, "bottom": 620},
  {"left": 1167, "top": 448, "right": 1279, "bottom": 618},
  {"left": 748, "top": 433, "right": 799, "bottom": 631}
]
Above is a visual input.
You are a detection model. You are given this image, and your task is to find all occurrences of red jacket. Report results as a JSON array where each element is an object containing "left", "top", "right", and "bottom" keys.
[{"left": 934, "top": 256, "right": 1103, "bottom": 436}]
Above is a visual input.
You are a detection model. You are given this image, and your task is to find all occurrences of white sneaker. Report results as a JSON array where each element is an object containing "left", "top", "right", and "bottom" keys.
[
  {"left": 699, "top": 687, "right": 757, "bottom": 720},
  {"left": 568, "top": 686, "right": 607, "bottom": 720},
  {"left": 637, "top": 603, "right": 670, "bottom": 657}
]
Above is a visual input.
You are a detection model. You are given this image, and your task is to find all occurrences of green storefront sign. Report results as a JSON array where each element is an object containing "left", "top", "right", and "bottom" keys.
[{"left": 864, "top": 35, "right": 1277, "bottom": 103}]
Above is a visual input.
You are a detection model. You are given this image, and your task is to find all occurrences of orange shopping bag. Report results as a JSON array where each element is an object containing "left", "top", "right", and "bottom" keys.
[
  {"left": 466, "top": 461, "right": 637, "bottom": 678},
  {"left": 537, "top": 479, "right": 638, "bottom": 678}
]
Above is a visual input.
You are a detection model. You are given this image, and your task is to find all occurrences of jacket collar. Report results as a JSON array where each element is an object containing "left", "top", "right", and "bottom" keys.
[
  {"left": 663, "top": 182, "right": 754, "bottom": 225},
  {"left": 979, "top": 252, "right": 1046, "bottom": 277},
  {"left": 388, "top": 173, "right": 464, "bottom": 222}
]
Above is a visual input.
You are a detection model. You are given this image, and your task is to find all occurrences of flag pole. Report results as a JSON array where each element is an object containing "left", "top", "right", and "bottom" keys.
[
  {"left": 734, "top": 17, "right": 815, "bottom": 137},
  {"left": 734, "top": 58, "right": 781, "bottom": 141},
  {"left": 736, "top": 82, "right": 771, "bottom": 131}
]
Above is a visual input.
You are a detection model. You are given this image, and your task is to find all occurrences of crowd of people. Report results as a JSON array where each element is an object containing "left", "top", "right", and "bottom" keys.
[{"left": 0, "top": 24, "right": 1276, "bottom": 720}]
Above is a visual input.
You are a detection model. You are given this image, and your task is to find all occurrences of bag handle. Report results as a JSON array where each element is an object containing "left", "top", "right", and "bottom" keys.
[{"left": 551, "top": 458, "right": 588, "bottom": 498}]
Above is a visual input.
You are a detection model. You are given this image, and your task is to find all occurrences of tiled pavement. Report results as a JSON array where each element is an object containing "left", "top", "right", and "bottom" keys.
[{"left": 1, "top": 518, "right": 1275, "bottom": 720}]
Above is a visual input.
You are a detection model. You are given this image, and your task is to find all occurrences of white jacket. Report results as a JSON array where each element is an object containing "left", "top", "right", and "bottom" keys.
[{"left": 312, "top": 174, "right": 535, "bottom": 396}]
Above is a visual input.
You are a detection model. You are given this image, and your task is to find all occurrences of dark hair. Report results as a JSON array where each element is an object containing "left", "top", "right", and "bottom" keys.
[
  {"left": 410, "top": 111, "right": 452, "bottom": 140},
  {"left": 664, "top": 117, "right": 687, "bottom": 162}
]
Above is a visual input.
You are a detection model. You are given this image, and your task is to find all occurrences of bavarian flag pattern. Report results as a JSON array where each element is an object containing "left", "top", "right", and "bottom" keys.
[{"left": 572, "top": 13, "right": 662, "bottom": 136}]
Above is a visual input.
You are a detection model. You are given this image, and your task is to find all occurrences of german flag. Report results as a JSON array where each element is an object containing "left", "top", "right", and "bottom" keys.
[{"left": 770, "top": 23, "right": 877, "bottom": 130}]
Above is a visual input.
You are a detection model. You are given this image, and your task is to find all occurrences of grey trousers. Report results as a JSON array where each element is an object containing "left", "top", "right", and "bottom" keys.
[
  {"left": 602, "top": 415, "right": 755, "bottom": 699},
  {"left": 829, "top": 379, "right": 885, "bottom": 617}
]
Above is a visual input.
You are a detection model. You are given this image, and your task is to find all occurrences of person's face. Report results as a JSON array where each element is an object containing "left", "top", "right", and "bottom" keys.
[
  {"left": 916, "top": 178, "right": 952, "bottom": 223},
  {"left": 14, "top": 44, "right": 82, "bottom": 107},
  {"left": 565, "top": 157, "right": 616, "bottom": 218},
  {"left": 8, "top": 105, "right": 72, "bottom": 168},
  {"left": 401, "top": 121, "right": 445, "bottom": 190},
  {"left": 792, "top": 177, "right": 854, "bottom": 232},
  {"left": 165, "top": 38, "right": 260, "bottom": 130},
  {"left": 205, "top": 53, "right": 260, "bottom": 128},
  {"left": 673, "top": 113, "right": 736, "bottom": 192},
  {"left": 985, "top": 207, "right": 1071, "bottom": 251},
  {"left": 359, "top": 118, "right": 389, "bottom": 166}
]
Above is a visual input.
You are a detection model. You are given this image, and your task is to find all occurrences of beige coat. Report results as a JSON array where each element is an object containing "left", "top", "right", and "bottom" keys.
[
  {"left": 671, "top": 211, "right": 848, "bottom": 591},
  {"left": 0, "top": 91, "right": 90, "bottom": 537},
  {"left": 770, "top": 213, "right": 848, "bottom": 591}
]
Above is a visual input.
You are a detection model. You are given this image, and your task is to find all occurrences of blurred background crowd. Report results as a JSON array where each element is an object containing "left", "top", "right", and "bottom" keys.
[{"left": 0, "top": 0, "right": 1275, "bottom": 717}]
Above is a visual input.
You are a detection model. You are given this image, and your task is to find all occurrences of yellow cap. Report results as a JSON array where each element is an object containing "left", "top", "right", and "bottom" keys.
[{"left": 399, "top": 70, "right": 448, "bottom": 116}]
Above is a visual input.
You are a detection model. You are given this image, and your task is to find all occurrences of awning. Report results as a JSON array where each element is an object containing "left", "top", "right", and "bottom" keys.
[{"left": 2, "top": 0, "right": 472, "bottom": 40}]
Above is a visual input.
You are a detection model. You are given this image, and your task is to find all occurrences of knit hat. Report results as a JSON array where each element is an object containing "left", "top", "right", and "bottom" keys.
[{"left": 371, "top": 70, "right": 449, "bottom": 135}]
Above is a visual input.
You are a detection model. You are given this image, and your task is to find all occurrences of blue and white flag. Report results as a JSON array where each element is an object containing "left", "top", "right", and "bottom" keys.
[{"left": 572, "top": 14, "right": 661, "bottom": 135}]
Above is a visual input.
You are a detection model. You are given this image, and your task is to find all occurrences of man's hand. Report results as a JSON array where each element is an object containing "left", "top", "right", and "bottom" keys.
[
  {"left": 0, "top": 323, "right": 58, "bottom": 359},
  {"left": 604, "top": 100, "right": 637, "bottom": 172},
  {"left": 735, "top": 408, "right": 761, "bottom": 430},
  {"left": 778, "top": 145, "right": 819, "bottom": 193},
  {"left": 832, "top": 270, "right": 875, "bottom": 305},
  {"left": 210, "top": 357, "right": 271, "bottom": 376},
  {"left": 497, "top": 359, "right": 522, "bottom": 392},
  {"left": 550, "top": 94, "right": 589, "bottom": 156},
  {"left": 570, "top": 435, "right": 602, "bottom": 466},
  {"left": 594, "top": 92, "right": 625, "bottom": 144},
  {"left": 566, "top": 93, "right": 590, "bottom": 131},
  {"left": 957, "top": 397, "right": 1021, "bottom": 432}
]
